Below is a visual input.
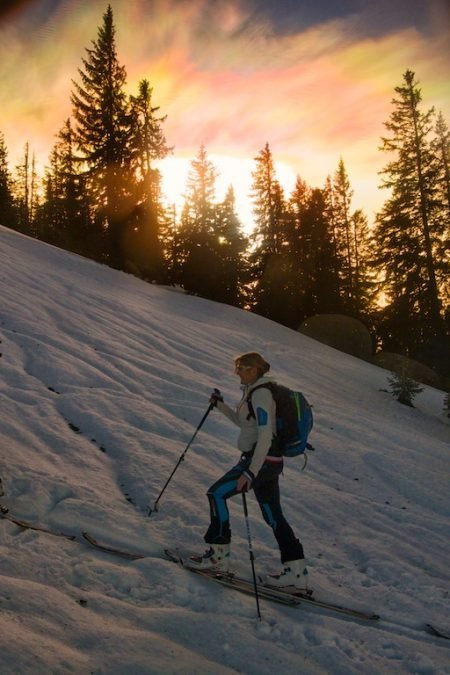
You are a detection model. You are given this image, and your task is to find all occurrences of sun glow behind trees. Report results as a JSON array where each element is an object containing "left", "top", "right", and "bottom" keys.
[{"left": 157, "top": 154, "right": 297, "bottom": 233}]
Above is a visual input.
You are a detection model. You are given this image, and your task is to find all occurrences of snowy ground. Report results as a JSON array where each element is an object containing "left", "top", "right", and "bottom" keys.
[{"left": 0, "top": 224, "right": 449, "bottom": 675}]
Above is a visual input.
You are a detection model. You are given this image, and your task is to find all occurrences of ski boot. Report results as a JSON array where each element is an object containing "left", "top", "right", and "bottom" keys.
[{"left": 189, "top": 544, "right": 231, "bottom": 573}]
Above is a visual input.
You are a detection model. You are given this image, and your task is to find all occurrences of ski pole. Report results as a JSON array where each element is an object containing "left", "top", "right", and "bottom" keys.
[
  {"left": 242, "top": 492, "right": 262, "bottom": 621},
  {"left": 148, "top": 397, "right": 216, "bottom": 516}
]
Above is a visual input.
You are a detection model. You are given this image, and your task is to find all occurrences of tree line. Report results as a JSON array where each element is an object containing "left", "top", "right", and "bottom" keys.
[{"left": 0, "top": 5, "right": 449, "bottom": 378}]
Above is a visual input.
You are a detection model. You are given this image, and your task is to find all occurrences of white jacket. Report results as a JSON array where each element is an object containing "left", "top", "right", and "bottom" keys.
[{"left": 216, "top": 376, "right": 280, "bottom": 478}]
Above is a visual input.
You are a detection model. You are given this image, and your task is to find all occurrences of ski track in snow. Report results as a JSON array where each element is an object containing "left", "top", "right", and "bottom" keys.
[{"left": 0, "top": 225, "right": 449, "bottom": 675}]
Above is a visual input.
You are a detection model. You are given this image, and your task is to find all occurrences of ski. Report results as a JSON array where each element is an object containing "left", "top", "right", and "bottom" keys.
[
  {"left": 164, "top": 548, "right": 379, "bottom": 621},
  {"left": 4, "top": 519, "right": 447, "bottom": 639},
  {"left": 0, "top": 510, "right": 76, "bottom": 540},
  {"left": 426, "top": 623, "right": 450, "bottom": 640},
  {"left": 82, "top": 531, "right": 147, "bottom": 560},
  {"left": 262, "top": 582, "right": 380, "bottom": 621},
  {"left": 164, "top": 548, "right": 298, "bottom": 606}
]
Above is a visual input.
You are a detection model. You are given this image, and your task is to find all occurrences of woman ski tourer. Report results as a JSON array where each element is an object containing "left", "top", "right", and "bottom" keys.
[{"left": 189, "top": 351, "right": 309, "bottom": 590}]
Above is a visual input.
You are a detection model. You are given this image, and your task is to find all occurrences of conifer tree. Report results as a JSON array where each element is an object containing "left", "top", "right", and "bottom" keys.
[
  {"left": 323, "top": 174, "right": 342, "bottom": 296},
  {"left": 388, "top": 368, "right": 423, "bottom": 407},
  {"left": 332, "top": 158, "right": 354, "bottom": 305},
  {"left": 350, "top": 208, "right": 374, "bottom": 317},
  {"left": 178, "top": 145, "right": 219, "bottom": 295},
  {"left": 38, "top": 119, "right": 94, "bottom": 255},
  {"left": 0, "top": 131, "right": 16, "bottom": 229},
  {"left": 431, "top": 112, "right": 450, "bottom": 312},
  {"left": 327, "top": 158, "right": 372, "bottom": 317},
  {"left": 38, "top": 146, "right": 66, "bottom": 245},
  {"left": 175, "top": 149, "right": 246, "bottom": 303},
  {"left": 126, "top": 79, "right": 171, "bottom": 280},
  {"left": 212, "top": 186, "right": 247, "bottom": 305},
  {"left": 374, "top": 70, "right": 447, "bottom": 371},
  {"left": 376, "top": 71, "right": 439, "bottom": 319},
  {"left": 71, "top": 4, "right": 132, "bottom": 269},
  {"left": 160, "top": 203, "right": 180, "bottom": 285},
  {"left": 182, "top": 144, "right": 217, "bottom": 235},
  {"left": 249, "top": 143, "right": 292, "bottom": 322},
  {"left": 433, "top": 112, "right": 450, "bottom": 218},
  {"left": 14, "top": 143, "right": 38, "bottom": 236},
  {"left": 251, "top": 143, "right": 286, "bottom": 255},
  {"left": 287, "top": 178, "right": 318, "bottom": 322},
  {"left": 288, "top": 181, "right": 340, "bottom": 323}
]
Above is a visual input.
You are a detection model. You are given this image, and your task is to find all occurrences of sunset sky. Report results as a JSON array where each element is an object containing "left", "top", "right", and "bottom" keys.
[{"left": 1, "top": 0, "right": 449, "bottom": 228}]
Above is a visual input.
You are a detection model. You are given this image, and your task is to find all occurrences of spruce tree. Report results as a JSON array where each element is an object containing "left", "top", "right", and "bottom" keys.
[
  {"left": 249, "top": 143, "right": 293, "bottom": 323},
  {"left": 326, "top": 158, "right": 372, "bottom": 318},
  {"left": 251, "top": 143, "right": 286, "bottom": 255},
  {"left": 178, "top": 145, "right": 219, "bottom": 296},
  {"left": 433, "top": 112, "right": 450, "bottom": 219},
  {"left": 14, "top": 143, "right": 38, "bottom": 236},
  {"left": 175, "top": 149, "right": 247, "bottom": 303},
  {"left": 213, "top": 186, "right": 247, "bottom": 305},
  {"left": 323, "top": 174, "right": 342, "bottom": 303},
  {"left": 376, "top": 72, "right": 440, "bottom": 320},
  {"left": 37, "top": 146, "right": 65, "bottom": 245},
  {"left": 373, "top": 70, "right": 447, "bottom": 371},
  {"left": 388, "top": 369, "right": 423, "bottom": 407},
  {"left": 288, "top": 182, "right": 340, "bottom": 323},
  {"left": 332, "top": 158, "right": 355, "bottom": 309},
  {"left": 431, "top": 112, "right": 450, "bottom": 315},
  {"left": 160, "top": 203, "right": 181, "bottom": 285},
  {"left": 350, "top": 208, "right": 374, "bottom": 318},
  {"left": 125, "top": 79, "right": 171, "bottom": 280},
  {"left": 71, "top": 4, "right": 132, "bottom": 269},
  {"left": 182, "top": 144, "right": 217, "bottom": 235},
  {"left": 38, "top": 119, "right": 95, "bottom": 255},
  {"left": 0, "top": 131, "right": 16, "bottom": 229}
]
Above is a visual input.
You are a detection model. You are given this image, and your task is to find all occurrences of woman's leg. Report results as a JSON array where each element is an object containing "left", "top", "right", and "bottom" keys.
[
  {"left": 204, "top": 465, "right": 242, "bottom": 545},
  {"left": 253, "top": 466, "right": 304, "bottom": 563}
]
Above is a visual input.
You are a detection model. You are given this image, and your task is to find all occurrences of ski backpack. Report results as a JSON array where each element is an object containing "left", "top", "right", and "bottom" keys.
[{"left": 247, "top": 382, "right": 314, "bottom": 457}]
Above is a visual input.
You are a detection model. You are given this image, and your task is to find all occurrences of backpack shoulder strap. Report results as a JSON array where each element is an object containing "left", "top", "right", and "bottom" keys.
[{"left": 246, "top": 382, "right": 275, "bottom": 420}]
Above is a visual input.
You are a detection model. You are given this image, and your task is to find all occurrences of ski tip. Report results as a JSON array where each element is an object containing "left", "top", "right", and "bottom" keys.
[
  {"left": 164, "top": 548, "right": 182, "bottom": 563},
  {"left": 426, "top": 623, "right": 450, "bottom": 640}
]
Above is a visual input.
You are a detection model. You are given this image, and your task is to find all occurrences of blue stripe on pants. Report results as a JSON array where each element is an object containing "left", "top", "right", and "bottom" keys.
[{"left": 205, "top": 466, "right": 242, "bottom": 544}]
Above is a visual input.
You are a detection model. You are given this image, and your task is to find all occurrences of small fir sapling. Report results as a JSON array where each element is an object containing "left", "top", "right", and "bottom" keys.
[{"left": 388, "top": 369, "right": 424, "bottom": 407}]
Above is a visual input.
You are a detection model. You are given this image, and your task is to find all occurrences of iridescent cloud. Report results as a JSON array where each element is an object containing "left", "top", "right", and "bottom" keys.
[{"left": 0, "top": 0, "right": 448, "bottom": 223}]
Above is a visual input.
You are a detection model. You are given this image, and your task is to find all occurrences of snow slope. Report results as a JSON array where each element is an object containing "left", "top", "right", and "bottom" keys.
[{"left": 0, "top": 225, "right": 449, "bottom": 675}]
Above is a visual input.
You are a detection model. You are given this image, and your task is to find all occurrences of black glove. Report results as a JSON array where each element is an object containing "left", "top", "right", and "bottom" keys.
[{"left": 209, "top": 388, "right": 223, "bottom": 407}]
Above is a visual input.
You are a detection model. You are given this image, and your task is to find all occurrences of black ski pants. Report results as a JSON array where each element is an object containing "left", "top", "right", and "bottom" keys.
[{"left": 204, "top": 457, "right": 304, "bottom": 563}]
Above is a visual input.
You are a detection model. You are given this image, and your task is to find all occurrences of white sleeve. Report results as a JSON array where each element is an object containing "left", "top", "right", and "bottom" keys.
[
  {"left": 248, "top": 387, "right": 275, "bottom": 478},
  {"left": 216, "top": 399, "right": 240, "bottom": 426}
]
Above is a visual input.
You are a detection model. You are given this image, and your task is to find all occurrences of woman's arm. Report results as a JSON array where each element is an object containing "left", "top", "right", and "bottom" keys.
[
  {"left": 247, "top": 387, "right": 275, "bottom": 478},
  {"left": 216, "top": 399, "right": 240, "bottom": 426}
]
